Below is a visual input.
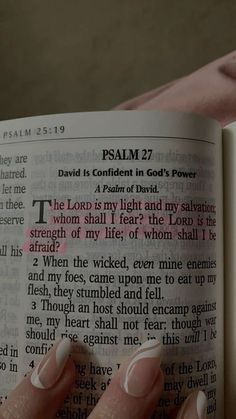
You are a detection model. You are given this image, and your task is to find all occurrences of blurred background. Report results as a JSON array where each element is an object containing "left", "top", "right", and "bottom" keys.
[{"left": 0, "top": 0, "right": 235, "bottom": 120}]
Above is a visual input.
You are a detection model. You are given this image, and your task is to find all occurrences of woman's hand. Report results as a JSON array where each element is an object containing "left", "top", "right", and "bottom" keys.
[
  {"left": 115, "top": 49, "right": 236, "bottom": 127},
  {"left": 0, "top": 338, "right": 207, "bottom": 419}
]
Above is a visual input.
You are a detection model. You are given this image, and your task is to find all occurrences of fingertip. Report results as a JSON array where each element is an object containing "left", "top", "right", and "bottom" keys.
[
  {"left": 89, "top": 340, "right": 164, "bottom": 419},
  {"left": 176, "top": 390, "right": 207, "bottom": 419},
  {"left": 54, "top": 356, "right": 76, "bottom": 392},
  {"left": 0, "top": 340, "right": 76, "bottom": 419},
  {"left": 30, "top": 338, "right": 72, "bottom": 390},
  {"left": 119, "top": 339, "right": 162, "bottom": 398}
]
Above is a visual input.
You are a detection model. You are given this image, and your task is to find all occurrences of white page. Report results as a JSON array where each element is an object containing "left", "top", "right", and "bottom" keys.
[{"left": 0, "top": 111, "right": 223, "bottom": 418}]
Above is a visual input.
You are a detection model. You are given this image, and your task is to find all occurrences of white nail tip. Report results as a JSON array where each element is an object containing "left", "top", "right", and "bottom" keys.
[
  {"left": 139, "top": 339, "right": 161, "bottom": 351},
  {"left": 56, "top": 338, "right": 71, "bottom": 366},
  {"left": 134, "top": 339, "right": 162, "bottom": 362},
  {"left": 123, "top": 339, "right": 162, "bottom": 394},
  {"left": 30, "top": 338, "right": 71, "bottom": 390},
  {"left": 197, "top": 391, "right": 207, "bottom": 419},
  {"left": 31, "top": 364, "right": 46, "bottom": 389}
]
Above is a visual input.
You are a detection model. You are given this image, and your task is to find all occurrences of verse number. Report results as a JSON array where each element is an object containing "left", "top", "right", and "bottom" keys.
[
  {"left": 29, "top": 360, "right": 35, "bottom": 369},
  {"left": 33, "top": 258, "right": 38, "bottom": 267},
  {"left": 31, "top": 301, "right": 37, "bottom": 310}
]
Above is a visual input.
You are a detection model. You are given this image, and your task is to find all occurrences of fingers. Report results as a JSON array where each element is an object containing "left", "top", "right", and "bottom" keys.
[
  {"left": 113, "top": 79, "right": 182, "bottom": 110},
  {"left": 86, "top": 339, "right": 208, "bottom": 419},
  {"left": 0, "top": 337, "right": 208, "bottom": 419},
  {"left": 115, "top": 49, "right": 236, "bottom": 126},
  {"left": 88, "top": 339, "right": 164, "bottom": 419},
  {"left": 0, "top": 338, "right": 75, "bottom": 419},
  {"left": 176, "top": 390, "right": 207, "bottom": 419}
]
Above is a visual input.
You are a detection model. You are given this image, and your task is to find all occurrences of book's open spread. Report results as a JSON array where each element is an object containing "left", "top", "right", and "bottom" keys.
[{"left": 0, "top": 111, "right": 223, "bottom": 418}]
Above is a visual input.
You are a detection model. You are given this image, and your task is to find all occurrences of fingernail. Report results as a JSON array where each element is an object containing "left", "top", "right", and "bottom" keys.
[
  {"left": 219, "top": 61, "right": 236, "bottom": 79},
  {"left": 177, "top": 390, "right": 207, "bottom": 419},
  {"left": 31, "top": 338, "right": 71, "bottom": 389},
  {"left": 120, "top": 339, "right": 162, "bottom": 397}
]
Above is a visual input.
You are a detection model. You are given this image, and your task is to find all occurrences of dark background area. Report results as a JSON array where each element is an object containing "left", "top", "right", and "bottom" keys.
[{"left": 0, "top": 0, "right": 235, "bottom": 120}]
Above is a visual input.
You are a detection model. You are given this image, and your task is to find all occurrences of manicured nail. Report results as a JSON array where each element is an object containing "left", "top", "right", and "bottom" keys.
[
  {"left": 120, "top": 339, "right": 162, "bottom": 397},
  {"left": 31, "top": 338, "right": 71, "bottom": 389},
  {"left": 177, "top": 390, "right": 207, "bottom": 419},
  {"left": 219, "top": 61, "right": 236, "bottom": 79}
]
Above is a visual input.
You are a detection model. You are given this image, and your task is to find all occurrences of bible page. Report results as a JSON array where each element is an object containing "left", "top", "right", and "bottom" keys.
[{"left": 0, "top": 111, "right": 223, "bottom": 418}]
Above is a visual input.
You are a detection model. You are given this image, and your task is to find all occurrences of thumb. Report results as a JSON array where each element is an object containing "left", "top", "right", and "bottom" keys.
[{"left": 0, "top": 338, "right": 75, "bottom": 419}]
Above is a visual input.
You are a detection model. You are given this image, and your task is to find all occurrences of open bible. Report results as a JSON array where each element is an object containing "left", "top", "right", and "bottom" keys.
[{"left": 0, "top": 111, "right": 234, "bottom": 418}]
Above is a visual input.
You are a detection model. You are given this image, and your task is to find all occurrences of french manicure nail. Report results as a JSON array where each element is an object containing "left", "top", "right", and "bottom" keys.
[
  {"left": 120, "top": 339, "right": 162, "bottom": 397},
  {"left": 177, "top": 390, "right": 207, "bottom": 419},
  {"left": 31, "top": 338, "right": 71, "bottom": 389}
]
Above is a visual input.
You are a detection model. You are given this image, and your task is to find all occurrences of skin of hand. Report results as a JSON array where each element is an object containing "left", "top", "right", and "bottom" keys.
[
  {"left": 115, "top": 49, "right": 236, "bottom": 127},
  {"left": 0, "top": 51, "right": 230, "bottom": 418},
  {"left": 0, "top": 338, "right": 207, "bottom": 419}
]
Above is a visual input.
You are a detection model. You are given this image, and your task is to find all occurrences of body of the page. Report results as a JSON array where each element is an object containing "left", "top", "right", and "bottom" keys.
[{"left": 0, "top": 111, "right": 223, "bottom": 418}]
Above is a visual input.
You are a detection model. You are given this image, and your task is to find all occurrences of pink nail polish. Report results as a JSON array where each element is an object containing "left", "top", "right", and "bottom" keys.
[
  {"left": 31, "top": 338, "right": 71, "bottom": 389},
  {"left": 120, "top": 339, "right": 162, "bottom": 397}
]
